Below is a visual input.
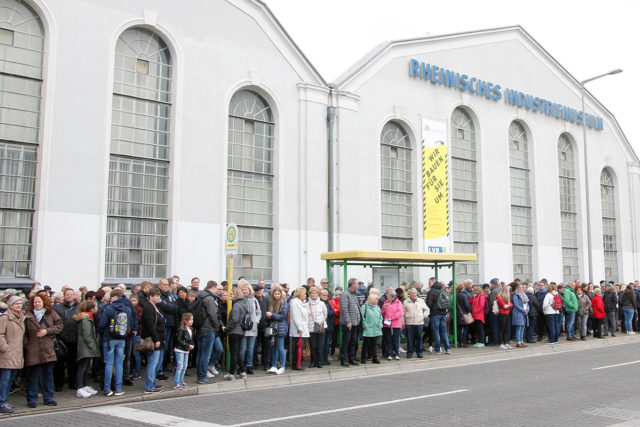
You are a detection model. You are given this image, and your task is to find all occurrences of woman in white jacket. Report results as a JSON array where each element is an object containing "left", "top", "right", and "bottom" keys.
[
  {"left": 289, "top": 287, "right": 309, "bottom": 370},
  {"left": 307, "top": 286, "right": 328, "bottom": 368},
  {"left": 542, "top": 283, "right": 560, "bottom": 344}
]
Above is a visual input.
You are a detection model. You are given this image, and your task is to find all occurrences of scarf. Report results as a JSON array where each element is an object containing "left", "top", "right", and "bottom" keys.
[
  {"left": 517, "top": 291, "right": 529, "bottom": 312},
  {"left": 81, "top": 311, "right": 94, "bottom": 321},
  {"left": 34, "top": 308, "right": 46, "bottom": 322}
]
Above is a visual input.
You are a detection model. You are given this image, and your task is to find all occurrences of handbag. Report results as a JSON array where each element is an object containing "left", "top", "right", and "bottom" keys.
[
  {"left": 457, "top": 302, "right": 474, "bottom": 325},
  {"left": 42, "top": 318, "right": 67, "bottom": 360},
  {"left": 136, "top": 308, "right": 157, "bottom": 353},
  {"left": 309, "top": 303, "right": 324, "bottom": 334}
]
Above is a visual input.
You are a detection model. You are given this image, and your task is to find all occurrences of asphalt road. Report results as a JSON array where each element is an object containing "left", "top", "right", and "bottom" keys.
[{"left": 4, "top": 340, "right": 640, "bottom": 426}]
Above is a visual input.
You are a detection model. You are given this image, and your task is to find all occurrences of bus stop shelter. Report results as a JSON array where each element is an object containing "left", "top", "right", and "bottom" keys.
[{"left": 321, "top": 250, "right": 478, "bottom": 348}]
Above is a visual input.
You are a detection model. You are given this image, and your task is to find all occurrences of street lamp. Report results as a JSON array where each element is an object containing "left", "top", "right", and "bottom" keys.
[{"left": 581, "top": 68, "right": 622, "bottom": 283}]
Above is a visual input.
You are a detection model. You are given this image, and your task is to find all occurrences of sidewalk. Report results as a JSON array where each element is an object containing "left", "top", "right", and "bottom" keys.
[{"left": 3, "top": 334, "right": 638, "bottom": 419}]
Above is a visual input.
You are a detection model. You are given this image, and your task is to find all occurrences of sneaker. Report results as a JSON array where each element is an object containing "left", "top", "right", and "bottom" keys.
[
  {"left": 266, "top": 366, "right": 278, "bottom": 374},
  {"left": 387, "top": 356, "right": 392, "bottom": 361},
  {"left": 445, "top": 349, "right": 451, "bottom": 355},
  {"left": 235, "top": 372, "right": 247, "bottom": 379},
  {"left": 84, "top": 385, "right": 98, "bottom": 395},
  {"left": 156, "top": 373, "right": 169, "bottom": 381},
  {"left": 181, "top": 382, "right": 188, "bottom": 387},
  {"left": 144, "top": 387, "right": 162, "bottom": 394},
  {"left": 434, "top": 351, "right": 442, "bottom": 355},
  {"left": 0, "top": 405, "right": 14, "bottom": 414},
  {"left": 224, "top": 374, "right": 235, "bottom": 381},
  {"left": 104, "top": 390, "right": 114, "bottom": 397},
  {"left": 506, "top": 344, "right": 513, "bottom": 349},
  {"left": 131, "top": 373, "right": 142, "bottom": 380},
  {"left": 428, "top": 346, "right": 434, "bottom": 353},
  {"left": 208, "top": 366, "right": 219, "bottom": 376},
  {"left": 114, "top": 390, "right": 125, "bottom": 396},
  {"left": 276, "top": 367, "right": 285, "bottom": 375},
  {"left": 500, "top": 344, "right": 508, "bottom": 349},
  {"left": 76, "top": 388, "right": 91, "bottom": 398},
  {"left": 206, "top": 371, "right": 215, "bottom": 378},
  {"left": 196, "top": 378, "right": 215, "bottom": 385},
  {"left": 173, "top": 384, "right": 182, "bottom": 390},
  {"left": 395, "top": 355, "right": 400, "bottom": 360}
]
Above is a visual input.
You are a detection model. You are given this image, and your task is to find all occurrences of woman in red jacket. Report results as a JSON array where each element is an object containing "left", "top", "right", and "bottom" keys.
[
  {"left": 591, "top": 287, "right": 605, "bottom": 339},
  {"left": 496, "top": 286, "right": 513, "bottom": 349},
  {"left": 329, "top": 290, "right": 341, "bottom": 358}
]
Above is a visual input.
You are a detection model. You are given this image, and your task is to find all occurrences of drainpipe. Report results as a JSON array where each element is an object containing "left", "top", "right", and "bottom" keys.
[{"left": 327, "top": 85, "right": 336, "bottom": 283}]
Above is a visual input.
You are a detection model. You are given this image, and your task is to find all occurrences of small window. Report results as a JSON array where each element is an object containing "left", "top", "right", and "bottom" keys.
[
  {"left": 242, "top": 255, "right": 253, "bottom": 268},
  {"left": 515, "top": 264, "right": 523, "bottom": 274},
  {"left": 390, "top": 147, "right": 398, "bottom": 159},
  {"left": 512, "top": 140, "right": 519, "bottom": 150},
  {"left": 561, "top": 151, "right": 566, "bottom": 161},
  {"left": 457, "top": 128, "right": 464, "bottom": 139},
  {"left": 244, "top": 120, "right": 254, "bottom": 134},
  {"left": 0, "top": 28, "right": 14, "bottom": 46},
  {"left": 564, "top": 266, "right": 571, "bottom": 275},
  {"left": 136, "top": 59, "right": 149, "bottom": 75}
]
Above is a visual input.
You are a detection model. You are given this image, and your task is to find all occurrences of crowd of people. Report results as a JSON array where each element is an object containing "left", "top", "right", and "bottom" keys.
[{"left": 0, "top": 275, "right": 638, "bottom": 414}]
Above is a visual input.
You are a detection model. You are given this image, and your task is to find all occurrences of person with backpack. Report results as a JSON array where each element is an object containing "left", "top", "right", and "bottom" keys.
[
  {"left": 225, "top": 287, "right": 251, "bottom": 380},
  {"left": 426, "top": 281, "right": 451, "bottom": 355},
  {"left": 542, "top": 283, "right": 561, "bottom": 344},
  {"left": 173, "top": 313, "right": 195, "bottom": 389},
  {"left": 496, "top": 286, "right": 513, "bottom": 349},
  {"left": 469, "top": 285, "right": 486, "bottom": 348},
  {"left": 195, "top": 281, "right": 222, "bottom": 385},
  {"left": 97, "top": 289, "right": 133, "bottom": 397}
]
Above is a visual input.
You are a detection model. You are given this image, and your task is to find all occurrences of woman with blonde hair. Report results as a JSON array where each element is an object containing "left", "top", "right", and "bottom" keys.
[
  {"left": 361, "top": 294, "right": 383, "bottom": 363},
  {"left": 238, "top": 282, "right": 261, "bottom": 375},
  {"left": 289, "top": 287, "right": 309, "bottom": 370},
  {"left": 542, "top": 283, "right": 560, "bottom": 344},
  {"left": 307, "top": 286, "right": 327, "bottom": 368},
  {"left": 225, "top": 287, "right": 249, "bottom": 380},
  {"left": 496, "top": 285, "right": 513, "bottom": 349},
  {"left": 266, "top": 287, "right": 289, "bottom": 375}
]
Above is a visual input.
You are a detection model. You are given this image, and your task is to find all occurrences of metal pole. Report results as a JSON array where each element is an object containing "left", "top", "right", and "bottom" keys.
[
  {"left": 581, "top": 85, "right": 594, "bottom": 283},
  {"left": 327, "top": 87, "right": 336, "bottom": 286},
  {"left": 225, "top": 255, "right": 233, "bottom": 372},
  {"left": 452, "top": 262, "right": 457, "bottom": 348}
]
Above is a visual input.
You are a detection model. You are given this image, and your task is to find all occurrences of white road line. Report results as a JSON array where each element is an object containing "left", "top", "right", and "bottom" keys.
[
  {"left": 229, "top": 389, "right": 468, "bottom": 426},
  {"left": 592, "top": 360, "right": 640, "bottom": 370},
  {"left": 84, "top": 405, "right": 222, "bottom": 426}
]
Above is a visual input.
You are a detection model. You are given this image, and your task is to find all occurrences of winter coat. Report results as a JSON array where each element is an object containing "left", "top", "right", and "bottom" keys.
[
  {"left": 496, "top": 296, "right": 512, "bottom": 315},
  {"left": 564, "top": 288, "right": 578, "bottom": 313},
  {"left": 403, "top": 297, "right": 429, "bottom": 325},
  {"left": 603, "top": 290, "right": 618, "bottom": 313},
  {"left": 511, "top": 293, "right": 529, "bottom": 326},
  {"left": 360, "top": 303, "right": 383, "bottom": 337},
  {"left": 330, "top": 297, "right": 340, "bottom": 326},
  {"left": 258, "top": 294, "right": 270, "bottom": 329},
  {"left": 535, "top": 289, "right": 547, "bottom": 312},
  {"left": 340, "top": 289, "right": 361, "bottom": 326},
  {"left": 542, "top": 291, "right": 560, "bottom": 315},
  {"left": 577, "top": 293, "right": 592, "bottom": 316},
  {"left": 157, "top": 290, "right": 178, "bottom": 329},
  {"left": 73, "top": 312, "right": 100, "bottom": 360},
  {"left": 227, "top": 297, "right": 250, "bottom": 336},
  {"left": 592, "top": 295, "right": 605, "bottom": 319},
  {"left": 53, "top": 300, "right": 79, "bottom": 342},
  {"left": 470, "top": 293, "right": 487, "bottom": 323},
  {"left": 24, "top": 309, "right": 63, "bottom": 367},
  {"left": 323, "top": 299, "right": 335, "bottom": 332},
  {"left": 98, "top": 298, "right": 135, "bottom": 341},
  {"left": 140, "top": 302, "right": 165, "bottom": 346},
  {"left": 621, "top": 289, "right": 638, "bottom": 310},
  {"left": 426, "top": 282, "right": 448, "bottom": 316},
  {"left": 197, "top": 289, "right": 220, "bottom": 335},
  {"left": 269, "top": 299, "right": 289, "bottom": 337},
  {"left": 307, "top": 298, "right": 327, "bottom": 333},
  {"left": 381, "top": 297, "right": 403, "bottom": 329},
  {"left": 0, "top": 309, "right": 25, "bottom": 369},
  {"left": 527, "top": 293, "right": 542, "bottom": 318},
  {"left": 174, "top": 327, "right": 194, "bottom": 352},
  {"left": 243, "top": 296, "right": 261, "bottom": 337},
  {"left": 289, "top": 298, "right": 310, "bottom": 338},
  {"left": 456, "top": 291, "right": 472, "bottom": 321}
]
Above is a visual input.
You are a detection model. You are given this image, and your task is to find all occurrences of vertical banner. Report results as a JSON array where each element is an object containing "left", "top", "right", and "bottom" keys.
[{"left": 421, "top": 119, "right": 450, "bottom": 253}]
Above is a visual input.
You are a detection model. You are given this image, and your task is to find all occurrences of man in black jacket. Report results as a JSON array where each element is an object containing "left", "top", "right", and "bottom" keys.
[
  {"left": 603, "top": 283, "right": 618, "bottom": 337},
  {"left": 53, "top": 288, "right": 79, "bottom": 391},
  {"left": 157, "top": 279, "right": 177, "bottom": 379},
  {"left": 195, "top": 281, "right": 221, "bottom": 384},
  {"left": 426, "top": 281, "right": 450, "bottom": 354}
]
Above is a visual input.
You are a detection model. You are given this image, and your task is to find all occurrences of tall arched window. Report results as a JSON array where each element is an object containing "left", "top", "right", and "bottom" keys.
[
  {"left": 600, "top": 169, "right": 618, "bottom": 282},
  {"left": 227, "top": 90, "right": 274, "bottom": 281},
  {"left": 0, "top": 0, "right": 44, "bottom": 278},
  {"left": 105, "top": 28, "right": 172, "bottom": 280},
  {"left": 509, "top": 121, "right": 533, "bottom": 281},
  {"left": 451, "top": 108, "right": 479, "bottom": 283},
  {"left": 380, "top": 121, "right": 412, "bottom": 251},
  {"left": 558, "top": 134, "right": 579, "bottom": 283}
]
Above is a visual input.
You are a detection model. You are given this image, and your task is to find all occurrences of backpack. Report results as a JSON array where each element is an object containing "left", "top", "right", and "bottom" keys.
[
  {"left": 552, "top": 294, "right": 562, "bottom": 311},
  {"left": 436, "top": 290, "right": 450, "bottom": 310},
  {"left": 240, "top": 311, "right": 253, "bottom": 331},
  {"left": 191, "top": 297, "right": 208, "bottom": 329},
  {"left": 108, "top": 307, "right": 130, "bottom": 339}
]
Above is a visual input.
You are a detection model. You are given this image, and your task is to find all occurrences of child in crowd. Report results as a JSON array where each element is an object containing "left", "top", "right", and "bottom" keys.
[{"left": 173, "top": 313, "right": 195, "bottom": 389}]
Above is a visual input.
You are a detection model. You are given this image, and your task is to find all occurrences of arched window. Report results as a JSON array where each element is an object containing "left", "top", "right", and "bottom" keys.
[
  {"left": 600, "top": 169, "right": 618, "bottom": 282},
  {"left": 227, "top": 90, "right": 274, "bottom": 281},
  {"left": 0, "top": 0, "right": 44, "bottom": 278},
  {"left": 380, "top": 121, "right": 412, "bottom": 251},
  {"left": 558, "top": 135, "right": 579, "bottom": 283},
  {"left": 509, "top": 121, "right": 533, "bottom": 281},
  {"left": 451, "top": 108, "right": 478, "bottom": 283},
  {"left": 105, "top": 28, "right": 172, "bottom": 280}
]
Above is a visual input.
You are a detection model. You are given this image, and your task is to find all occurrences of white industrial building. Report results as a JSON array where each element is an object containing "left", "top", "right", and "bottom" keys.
[{"left": 0, "top": 0, "right": 638, "bottom": 289}]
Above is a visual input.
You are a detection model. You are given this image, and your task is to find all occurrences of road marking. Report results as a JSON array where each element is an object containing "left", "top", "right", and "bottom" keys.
[
  {"left": 229, "top": 389, "right": 468, "bottom": 426},
  {"left": 84, "top": 406, "right": 221, "bottom": 426},
  {"left": 592, "top": 360, "right": 640, "bottom": 370}
]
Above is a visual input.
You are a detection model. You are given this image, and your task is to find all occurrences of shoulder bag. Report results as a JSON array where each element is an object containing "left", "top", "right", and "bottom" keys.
[
  {"left": 309, "top": 303, "right": 324, "bottom": 334},
  {"left": 457, "top": 302, "right": 474, "bottom": 325},
  {"left": 135, "top": 309, "right": 157, "bottom": 353},
  {"left": 42, "top": 317, "right": 67, "bottom": 361}
]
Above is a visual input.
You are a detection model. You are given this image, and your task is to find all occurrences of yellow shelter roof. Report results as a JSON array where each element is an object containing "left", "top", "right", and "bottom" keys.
[{"left": 321, "top": 250, "right": 477, "bottom": 263}]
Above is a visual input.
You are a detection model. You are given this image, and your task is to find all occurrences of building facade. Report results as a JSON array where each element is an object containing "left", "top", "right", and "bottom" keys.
[{"left": 0, "top": 0, "right": 638, "bottom": 289}]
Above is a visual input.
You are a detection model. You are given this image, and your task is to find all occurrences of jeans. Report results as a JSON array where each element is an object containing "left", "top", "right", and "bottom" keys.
[
  {"left": 0, "top": 368, "right": 15, "bottom": 406},
  {"left": 26, "top": 362, "right": 55, "bottom": 404},
  {"left": 623, "top": 308, "right": 635, "bottom": 333},
  {"left": 340, "top": 325, "right": 358, "bottom": 362},
  {"left": 546, "top": 313, "right": 560, "bottom": 343},
  {"left": 321, "top": 329, "right": 332, "bottom": 362},
  {"left": 272, "top": 336, "right": 286, "bottom": 368},
  {"left": 240, "top": 336, "right": 257, "bottom": 368},
  {"left": 430, "top": 314, "right": 450, "bottom": 352},
  {"left": 158, "top": 327, "right": 173, "bottom": 374},
  {"left": 457, "top": 324, "right": 469, "bottom": 346},
  {"left": 514, "top": 325, "right": 525, "bottom": 344},
  {"left": 174, "top": 351, "right": 188, "bottom": 385},
  {"left": 406, "top": 325, "right": 424, "bottom": 355},
  {"left": 384, "top": 328, "right": 401, "bottom": 357},
  {"left": 103, "top": 338, "right": 125, "bottom": 392},
  {"left": 196, "top": 330, "right": 215, "bottom": 381},
  {"left": 488, "top": 312, "right": 499, "bottom": 345},
  {"left": 210, "top": 335, "right": 223, "bottom": 368},
  {"left": 131, "top": 336, "right": 141, "bottom": 375},
  {"left": 144, "top": 349, "right": 161, "bottom": 391},
  {"left": 565, "top": 311, "right": 576, "bottom": 339}
]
